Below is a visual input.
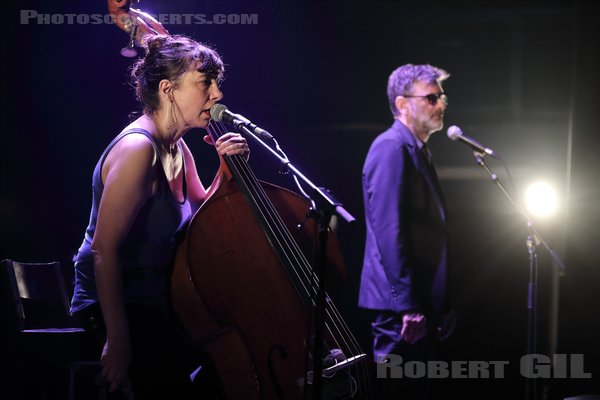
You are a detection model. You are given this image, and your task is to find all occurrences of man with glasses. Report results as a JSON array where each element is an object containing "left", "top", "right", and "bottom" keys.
[{"left": 359, "top": 64, "right": 456, "bottom": 399}]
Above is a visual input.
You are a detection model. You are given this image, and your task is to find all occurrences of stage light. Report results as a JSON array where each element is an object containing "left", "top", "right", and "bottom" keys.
[{"left": 525, "top": 181, "right": 559, "bottom": 218}]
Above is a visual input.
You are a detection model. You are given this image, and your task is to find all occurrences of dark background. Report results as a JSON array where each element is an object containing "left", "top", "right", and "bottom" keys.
[{"left": 2, "top": 0, "right": 599, "bottom": 398}]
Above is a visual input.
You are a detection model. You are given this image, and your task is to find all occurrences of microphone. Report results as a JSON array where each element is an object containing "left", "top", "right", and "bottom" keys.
[
  {"left": 447, "top": 125, "right": 497, "bottom": 158},
  {"left": 210, "top": 104, "right": 273, "bottom": 140}
]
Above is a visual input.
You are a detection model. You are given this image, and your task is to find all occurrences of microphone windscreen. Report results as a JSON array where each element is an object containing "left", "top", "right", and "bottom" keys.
[
  {"left": 447, "top": 125, "right": 463, "bottom": 141},
  {"left": 210, "top": 103, "right": 227, "bottom": 122}
]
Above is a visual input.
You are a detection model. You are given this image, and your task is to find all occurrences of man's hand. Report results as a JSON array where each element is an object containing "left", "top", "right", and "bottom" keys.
[{"left": 400, "top": 312, "right": 427, "bottom": 344}]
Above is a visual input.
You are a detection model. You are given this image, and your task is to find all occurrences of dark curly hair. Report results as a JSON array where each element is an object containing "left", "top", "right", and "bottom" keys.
[{"left": 131, "top": 34, "right": 224, "bottom": 115}]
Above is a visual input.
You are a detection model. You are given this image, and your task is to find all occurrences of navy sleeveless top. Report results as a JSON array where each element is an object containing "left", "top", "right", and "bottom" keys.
[{"left": 71, "top": 129, "right": 192, "bottom": 313}]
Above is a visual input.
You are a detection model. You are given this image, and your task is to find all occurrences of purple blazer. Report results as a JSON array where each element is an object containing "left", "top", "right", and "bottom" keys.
[{"left": 359, "top": 120, "right": 448, "bottom": 317}]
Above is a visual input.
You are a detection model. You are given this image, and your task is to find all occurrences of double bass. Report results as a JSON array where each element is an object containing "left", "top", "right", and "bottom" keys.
[{"left": 108, "top": 2, "right": 371, "bottom": 398}]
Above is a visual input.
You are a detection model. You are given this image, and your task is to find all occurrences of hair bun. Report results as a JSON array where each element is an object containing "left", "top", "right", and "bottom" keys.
[{"left": 142, "top": 34, "right": 170, "bottom": 55}]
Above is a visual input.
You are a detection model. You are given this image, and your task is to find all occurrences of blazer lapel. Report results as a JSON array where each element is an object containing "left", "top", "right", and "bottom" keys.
[{"left": 397, "top": 123, "right": 447, "bottom": 222}]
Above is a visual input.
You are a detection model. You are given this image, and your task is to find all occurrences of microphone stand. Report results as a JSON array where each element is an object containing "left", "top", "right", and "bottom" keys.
[
  {"left": 472, "top": 152, "right": 566, "bottom": 400},
  {"left": 234, "top": 123, "right": 356, "bottom": 400}
]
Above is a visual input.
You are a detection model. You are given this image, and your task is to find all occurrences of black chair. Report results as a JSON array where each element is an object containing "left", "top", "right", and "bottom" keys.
[{"left": 0, "top": 259, "right": 100, "bottom": 400}]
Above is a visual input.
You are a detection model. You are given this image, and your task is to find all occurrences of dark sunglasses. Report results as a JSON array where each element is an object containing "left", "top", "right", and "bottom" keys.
[{"left": 404, "top": 92, "right": 448, "bottom": 106}]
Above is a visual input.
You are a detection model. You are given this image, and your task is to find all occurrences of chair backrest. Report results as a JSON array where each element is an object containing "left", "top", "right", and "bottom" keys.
[{"left": 1, "top": 259, "right": 77, "bottom": 332}]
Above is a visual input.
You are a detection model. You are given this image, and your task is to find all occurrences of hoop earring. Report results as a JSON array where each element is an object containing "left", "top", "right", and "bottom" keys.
[{"left": 168, "top": 99, "right": 177, "bottom": 129}]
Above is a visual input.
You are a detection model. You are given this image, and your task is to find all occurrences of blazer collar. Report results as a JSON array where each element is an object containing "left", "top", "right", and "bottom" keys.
[{"left": 392, "top": 119, "right": 421, "bottom": 150}]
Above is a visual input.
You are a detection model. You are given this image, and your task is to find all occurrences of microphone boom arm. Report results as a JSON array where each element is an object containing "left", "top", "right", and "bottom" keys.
[
  {"left": 238, "top": 123, "right": 356, "bottom": 224},
  {"left": 473, "top": 152, "right": 565, "bottom": 271}
]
